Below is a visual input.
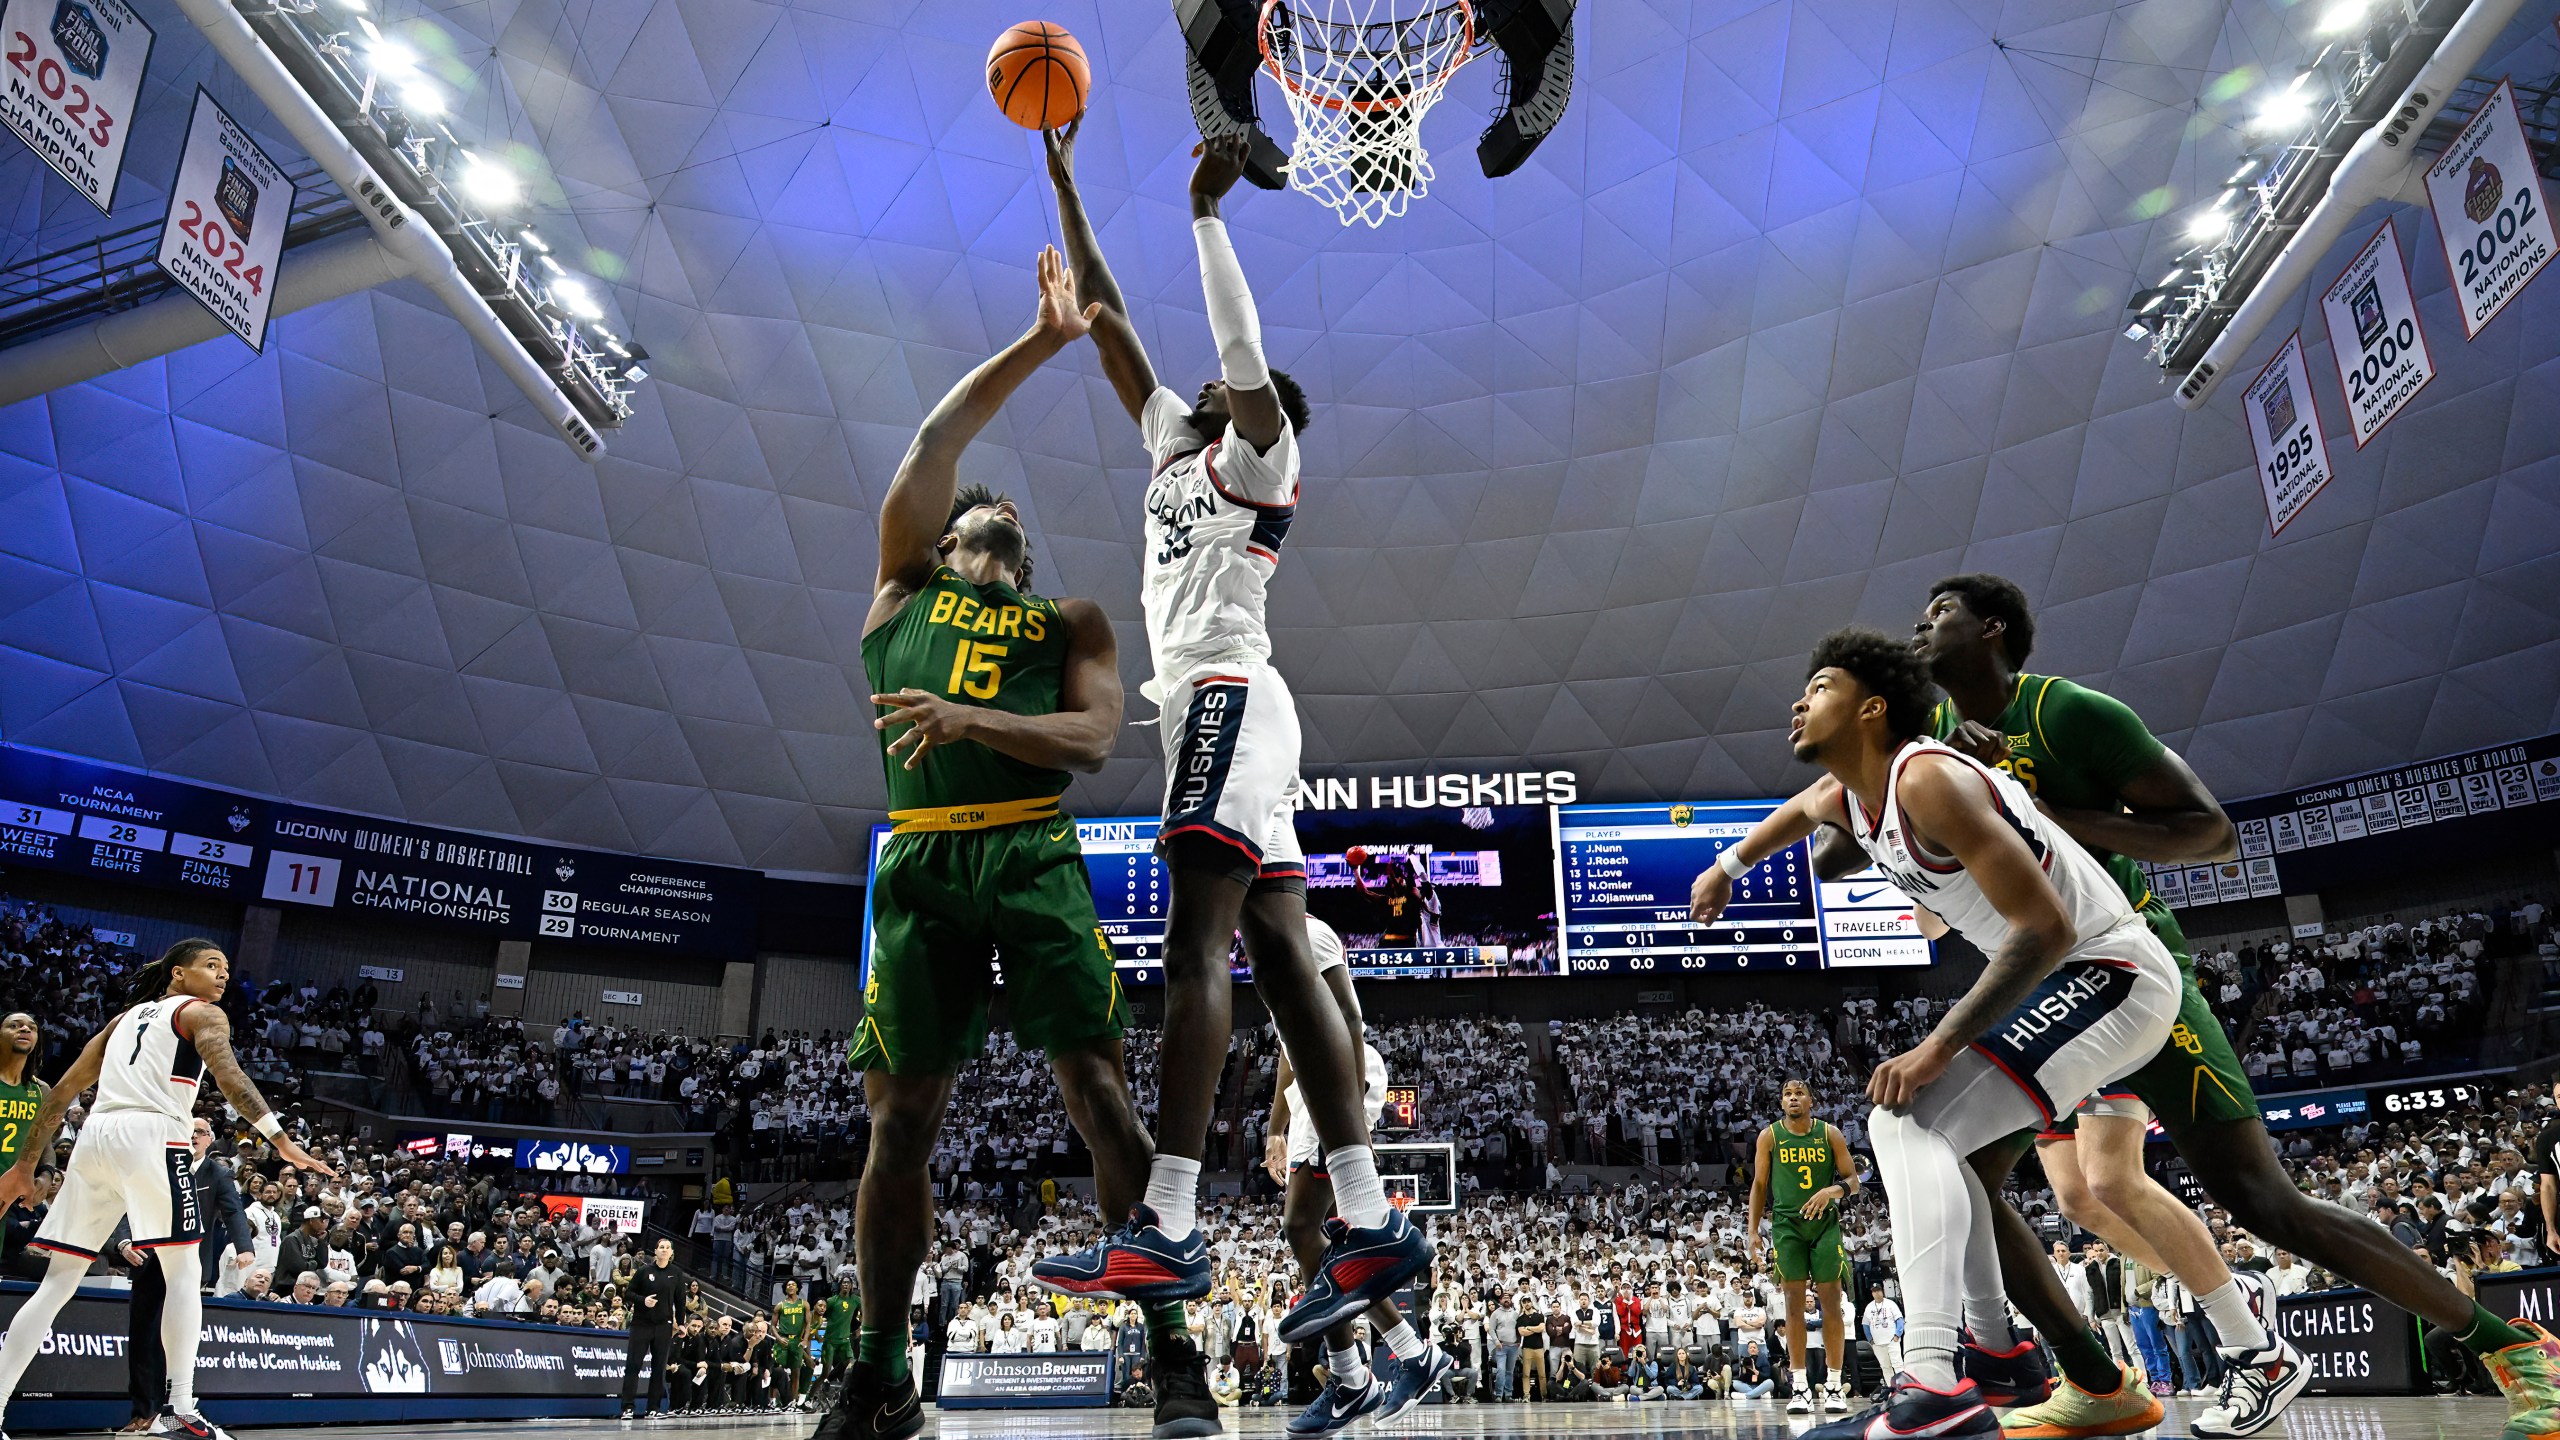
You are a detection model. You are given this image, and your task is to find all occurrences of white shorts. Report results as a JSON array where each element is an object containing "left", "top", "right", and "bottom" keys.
[
  {"left": 33, "top": 1109, "right": 200, "bottom": 1259},
  {"left": 1286, "top": 1045, "right": 1391, "bottom": 1166},
  {"left": 1156, "top": 661, "right": 1304, "bottom": 883},
  {"left": 1908, "top": 936, "right": 2180, "bottom": 1152}
]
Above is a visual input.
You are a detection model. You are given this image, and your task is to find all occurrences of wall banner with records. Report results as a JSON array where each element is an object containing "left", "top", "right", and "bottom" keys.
[{"left": 2150, "top": 732, "right": 2560, "bottom": 905}]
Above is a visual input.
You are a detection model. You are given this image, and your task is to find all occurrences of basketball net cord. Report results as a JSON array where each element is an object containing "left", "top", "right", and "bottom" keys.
[{"left": 1259, "top": 0, "right": 1474, "bottom": 228}]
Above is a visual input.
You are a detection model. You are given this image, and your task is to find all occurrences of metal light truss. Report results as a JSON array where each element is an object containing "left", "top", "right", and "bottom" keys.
[
  {"left": 236, "top": 0, "right": 643, "bottom": 432},
  {"left": 2134, "top": 0, "right": 2468, "bottom": 379}
]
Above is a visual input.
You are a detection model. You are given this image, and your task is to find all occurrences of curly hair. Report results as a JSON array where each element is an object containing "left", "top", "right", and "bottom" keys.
[
  {"left": 1268, "top": 370, "right": 1312, "bottom": 436},
  {"left": 1808, "top": 627, "right": 1937, "bottom": 742},
  {"left": 1929, "top": 573, "right": 2035, "bottom": 668}
]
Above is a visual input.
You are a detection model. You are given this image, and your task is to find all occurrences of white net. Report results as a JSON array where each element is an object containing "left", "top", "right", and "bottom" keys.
[{"left": 1258, "top": 0, "right": 1475, "bottom": 227}]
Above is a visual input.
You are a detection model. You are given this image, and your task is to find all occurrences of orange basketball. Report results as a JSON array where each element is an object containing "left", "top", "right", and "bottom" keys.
[{"left": 987, "top": 21, "right": 1089, "bottom": 130}]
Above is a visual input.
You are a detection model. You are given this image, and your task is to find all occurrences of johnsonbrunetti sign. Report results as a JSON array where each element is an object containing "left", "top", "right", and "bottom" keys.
[
  {"left": 0, "top": 1284, "right": 645, "bottom": 1399},
  {"left": 936, "top": 1352, "right": 1114, "bottom": 1408}
]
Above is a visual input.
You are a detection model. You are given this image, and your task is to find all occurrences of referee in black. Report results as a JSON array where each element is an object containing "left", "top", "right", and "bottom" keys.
[{"left": 620, "top": 1236, "right": 684, "bottom": 1419}]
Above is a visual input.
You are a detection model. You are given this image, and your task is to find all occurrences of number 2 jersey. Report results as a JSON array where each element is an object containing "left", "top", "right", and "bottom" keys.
[
  {"left": 1135, "top": 387, "right": 1298, "bottom": 705},
  {"left": 860, "top": 566, "right": 1074, "bottom": 821}
]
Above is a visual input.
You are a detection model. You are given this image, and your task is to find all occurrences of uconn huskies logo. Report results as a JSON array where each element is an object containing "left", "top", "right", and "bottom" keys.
[{"left": 1869, "top": 837, "right": 1940, "bottom": 897}]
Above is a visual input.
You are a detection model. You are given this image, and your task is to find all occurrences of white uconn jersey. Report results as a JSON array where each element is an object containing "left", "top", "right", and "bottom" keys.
[
  {"left": 1137, "top": 387, "right": 1298, "bottom": 702},
  {"left": 1843, "top": 739, "right": 2159, "bottom": 974},
  {"left": 95, "top": 995, "right": 209, "bottom": 1124}
]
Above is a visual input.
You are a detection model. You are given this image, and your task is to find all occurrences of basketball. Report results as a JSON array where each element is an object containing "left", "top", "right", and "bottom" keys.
[
  {"left": 987, "top": 22, "right": 1089, "bottom": 130},
  {"left": 1345, "top": 846, "right": 1368, "bottom": 867}
]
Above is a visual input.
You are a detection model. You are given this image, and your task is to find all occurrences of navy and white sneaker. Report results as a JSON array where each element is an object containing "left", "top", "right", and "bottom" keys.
[
  {"left": 2191, "top": 1336, "right": 2309, "bottom": 1437},
  {"left": 1286, "top": 1371, "right": 1384, "bottom": 1435},
  {"left": 1277, "top": 1209, "right": 1434, "bottom": 1344},
  {"left": 1801, "top": 1373, "right": 1998, "bottom": 1440},
  {"left": 1030, "top": 1204, "right": 1211, "bottom": 1302},
  {"left": 1957, "top": 1330, "right": 2054, "bottom": 1408},
  {"left": 1373, "top": 1345, "right": 1454, "bottom": 1422},
  {"left": 148, "top": 1414, "right": 233, "bottom": 1440}
]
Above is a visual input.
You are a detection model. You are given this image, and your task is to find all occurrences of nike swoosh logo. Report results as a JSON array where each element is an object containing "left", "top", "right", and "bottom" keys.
[
  {"left": 1866, "top": 1404, "right": 1988, "bottom": 1438},
  {"left": 1847, "top": 886, "right": 1888, "bottom": 904},
  {"left": 1050, "top": 825, "right": 1073, "bottom": 842}
]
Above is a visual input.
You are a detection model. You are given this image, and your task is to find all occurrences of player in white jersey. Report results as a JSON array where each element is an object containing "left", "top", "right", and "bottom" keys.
[
  {"left": 0, "top": 940, "right": 334, "bottom": 1440},
  {"left": 1037, "top": 123, "right": 1431, "bottom": 1400},
  {"left": 1262, "top": 918, "right": 1452, "bottom": 1432},
  {"left": 1690, "top": 630, "right": 2178, "bottom": 1440}
]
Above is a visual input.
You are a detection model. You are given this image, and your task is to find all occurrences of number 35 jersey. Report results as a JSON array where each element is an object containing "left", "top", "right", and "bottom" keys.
[
  {"left": 1136, "top": 386, "right": 1298, "bottom": 706},
  {"left": 861, "top": 566, "right": 1073, "bottom": 816}
]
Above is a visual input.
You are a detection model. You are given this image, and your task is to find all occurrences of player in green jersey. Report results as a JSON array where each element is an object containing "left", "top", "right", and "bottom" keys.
[
  {"left": 1749, "top": 1078, "right": 1858, "bottom": 1416},
  {"left": 0, "top": 1014, "right": 47, "bottom": 1181},
  {"left": 775, "top": 1280, "right": 810, "bottom": 1408},
  {"left": 1900, "top": 575, "right": 2558, "bottom": 1439},
  {"left": 822, "top": 248, "right": 1157, "bottom": 1440},
  {"left": 814, "top": 1277, "right": 857, "bottom": 1403}
]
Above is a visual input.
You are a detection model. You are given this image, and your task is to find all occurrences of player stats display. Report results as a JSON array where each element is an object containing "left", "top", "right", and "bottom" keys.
[
  {"left": 1554, "top": 801, "right": 1932, "bottom": 972},
  {"left": 1298, "top": 803, "right": 1562, "bottom": 979}
]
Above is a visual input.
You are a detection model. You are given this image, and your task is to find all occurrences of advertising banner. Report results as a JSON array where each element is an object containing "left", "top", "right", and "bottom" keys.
[
  {"left": 0, "top": 1284, "right": 644, "bottom": 1400},
  {"left": 2203, "top": 732, "right": 2560, "bottom": 897},
  {"left": 935, "top": 1351, "right": 1114, "bottom": 1408},
  {"left": 2241, "top": 331, "right": 2334, "bottom": 535},
  {"left": 2320, "top": 219, "right": 2433, "bottom": 447},
  {"left": 515, "top": 1138, "right": 631, "bottom": 1175},
  {"left": 2275, "top": 1287, "right": 2418, "bottom": 1395},
  {"left": 157, "top": 88, "right": 292, "bottom": 350},
  {"left": 0, "top": 0, "right": 152, "bottom": 212},
  {"left": 2426, "top": 79, "right": 2556, "bottom": 339}
]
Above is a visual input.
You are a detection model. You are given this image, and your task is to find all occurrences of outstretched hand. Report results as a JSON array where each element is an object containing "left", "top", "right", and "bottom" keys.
[
  {"left": 1043, "top": 118, "right": 1079, "bottom": 188},
  {"left": 1189, "top": 135, "right": 1251, "bottom": 205},
  {"left": 1033, "top": 245, "right": 1100, "bottom": 344}
]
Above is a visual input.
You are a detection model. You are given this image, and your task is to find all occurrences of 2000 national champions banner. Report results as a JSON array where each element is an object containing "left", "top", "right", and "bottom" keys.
[{"left": 0, "top": 1284, "right": 643, "bottom": 1402}]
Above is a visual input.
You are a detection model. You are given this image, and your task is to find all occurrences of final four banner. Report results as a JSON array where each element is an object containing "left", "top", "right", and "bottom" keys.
[
  {"left": 0, "top": 0, "right": 153, "bottom": 213},
  {"left": 2318, "top": 219, "right": 2433, "bottom": 449},
  {"left": 2425, "top": 79, "right": 2556, "bottom": 341},
  {"left": 156, "top": 88, "right": 292, "bottom": 351},
  {"left": 2240, "top": 331, "right": 2334, "bottom": 535}
]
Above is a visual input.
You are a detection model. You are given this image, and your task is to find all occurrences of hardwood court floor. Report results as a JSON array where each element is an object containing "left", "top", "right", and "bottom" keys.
[{"left": 222, "top": 1393, "right": 2510, "bottom": 1438}]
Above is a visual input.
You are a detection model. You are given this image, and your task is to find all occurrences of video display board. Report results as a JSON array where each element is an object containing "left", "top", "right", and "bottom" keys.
[{"left": 1554, "top": 801, "right": 1931, "bottom": 972}]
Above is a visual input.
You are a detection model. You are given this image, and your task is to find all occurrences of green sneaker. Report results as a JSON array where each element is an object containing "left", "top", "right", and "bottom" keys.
[{"left": 2487, "top": 1319, "right": 2560, "bottom": 1440}]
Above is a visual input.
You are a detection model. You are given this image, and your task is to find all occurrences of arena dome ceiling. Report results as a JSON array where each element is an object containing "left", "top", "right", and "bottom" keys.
[{"left": 0, "top": 0, "right": 2555, "bottom": 879}]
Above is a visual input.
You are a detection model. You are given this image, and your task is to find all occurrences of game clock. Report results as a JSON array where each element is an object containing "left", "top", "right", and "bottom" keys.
[{"left": 2374, "top": 1077, "right": 2490, "bottom": 1117}]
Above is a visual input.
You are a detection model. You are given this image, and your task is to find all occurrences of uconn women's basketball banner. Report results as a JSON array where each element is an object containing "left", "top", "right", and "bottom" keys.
[{"left": 0, "top": 1283, "right": 639, "bottom": 1421}]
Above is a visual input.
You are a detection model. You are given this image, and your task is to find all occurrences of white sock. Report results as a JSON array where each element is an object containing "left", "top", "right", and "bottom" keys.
[
  {"left": 1329, "top": 1343, "right": 1370, "bottom": 1389},
  {"left": 1962, "top": 1298, "right": 2013, "bottom": 1350},
  {"left": 160, "top": 1250, "right": 204, "bottom": 1412},
  {"left": 2199, "top": 1279, "right": 2270, "bottom": 1353},
  {"left": 1381, "top": 1319, "right": 1426, "bottom": 1361},
  {"left": 1325, "top": 1146, "right": 1392, "bottom": 1228},
  {"left": 1143, "top": 1154, "right": 1202, "bottom": 1241}
]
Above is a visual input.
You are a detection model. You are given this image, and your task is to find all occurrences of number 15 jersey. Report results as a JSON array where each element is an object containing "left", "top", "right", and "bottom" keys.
[{"left": 861, "top": 567, "right": 1074, "bottom": 817}]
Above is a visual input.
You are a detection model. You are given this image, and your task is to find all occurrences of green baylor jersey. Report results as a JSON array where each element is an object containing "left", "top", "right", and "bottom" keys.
[
  {"left": 1767, "top": 1119, "right": 1838, "bottom": 1220},
  {"left": 0, "top": 1072, "right": 38, "bottom": 1171},
  {"left": 860, "top": 566, "right": 1075, "bottom": 818},
  {"left": 1929, "top": 674, "right": 2195, "bottom": 974}
]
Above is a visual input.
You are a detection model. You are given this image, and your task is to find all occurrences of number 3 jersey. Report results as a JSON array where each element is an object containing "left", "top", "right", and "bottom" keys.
[
  {"left": 1135, "top": 387, "right": 1298, "bottom": 706},
  {"left": 860, "top": 567, "right": 1074, "bottom": 819}
]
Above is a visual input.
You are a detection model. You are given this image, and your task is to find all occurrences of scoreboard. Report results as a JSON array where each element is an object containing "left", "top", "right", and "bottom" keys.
[{"left": 1553, "top": 801, "right": 1932, "bottom": 972}]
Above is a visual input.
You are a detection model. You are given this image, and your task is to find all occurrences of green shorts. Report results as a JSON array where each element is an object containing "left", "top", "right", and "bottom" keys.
[
  {"left": 822, "top": 1339, "right": 852, "bottom": 1366},
  {"left": 1772, "top": 1214, "right": 1849, "bottom": 1285},
  {"left": 2036, "top": 973, "right": 2258, "bottom": 1142},
  {"left": 849, "top": 818, "right": 1130, "bottom": 1074}
]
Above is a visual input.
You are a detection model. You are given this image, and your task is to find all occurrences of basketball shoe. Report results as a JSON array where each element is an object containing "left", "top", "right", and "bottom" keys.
[
  {"left": 1802, "top": 1372, "right": 1999, "bottom": 1440},
  {"left": 1277, "top": 1209, "right": 1433, "bottom": 1344},
  {"left": 1031, "top": 1204, "right": 1211, "bottom": 1302},
  {"left": 2486, "top": 1320, "right": 2560, "bottom": 1440},
  {"left": 1998, "top": 1363, "right": 2165, "bottom": 1437},
  {"left": 1958, "top": 1331, "right": 2055, "bottom": 1408}
]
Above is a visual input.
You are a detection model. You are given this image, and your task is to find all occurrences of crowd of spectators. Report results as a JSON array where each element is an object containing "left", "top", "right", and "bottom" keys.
[{"left": 2193, "top": 898, "right": 2547, "bottom": 1087}]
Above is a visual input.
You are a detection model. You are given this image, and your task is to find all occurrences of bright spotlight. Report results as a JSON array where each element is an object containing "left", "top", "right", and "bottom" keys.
[
  {"left": 551, "top": 278, "right": 604, "bottom": 319},
  {"left": 2316, "top": 0, "right": 2370, "bottom": 34},
  {"left": 460, "top": 152, "right": 522, "bottom": 208},
  {"left": 398, "top": 82, "right": 445, "bottom": 117},
  {"left": 2185, "top": 211, "right": 2230, "bottom": 243},
  {"left": 368, "top": 38, "right": 418, "bottom": 78},
  {"left": 2253, "top": 88, "right": 2314, "bottom": 132}
]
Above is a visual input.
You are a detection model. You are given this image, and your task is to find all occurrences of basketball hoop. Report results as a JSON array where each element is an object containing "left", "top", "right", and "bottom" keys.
[{"left": 1258, "top": 0, "right": 1474, "bottom": 227}]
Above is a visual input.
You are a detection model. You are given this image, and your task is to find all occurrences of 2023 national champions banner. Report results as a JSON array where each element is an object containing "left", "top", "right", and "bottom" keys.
[{"left": 0, "top": 744, "right": 754, "bottom": 959}]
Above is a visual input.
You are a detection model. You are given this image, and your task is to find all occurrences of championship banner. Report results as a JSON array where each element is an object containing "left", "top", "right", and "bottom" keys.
[
  {"left": 2240, "top": 331, "right": 2333, "bottom": 535},
  {"left": 0, "top": 0, "right": 151, "bottom": 213},
  {"left": 156, "top": 88, "right": 293, "bottom": 351},
  {"left": 2319, "top": 220, "right": 2433, "bottom": 448},
  {"left": 2275, "top": 1287, "right": 2419, "bottom": 1395},
  {"left": 2425, "top": 78, "right": 2556, "bottom": 340},
  {"left": 2201, "top": 731, "right": 2560, "bottom": 896},
  {"left": 0, "top": 746, "right": 261, "bottom": 896},
  {"left": 935, "top": 1351, "right": 1114, "bottom": 1409}
]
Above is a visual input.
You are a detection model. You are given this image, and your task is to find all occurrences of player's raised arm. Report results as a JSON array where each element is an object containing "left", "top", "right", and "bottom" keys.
[
  {"left": 872, "top": 247, "right": 1096, "bottom": 619},
  {"left": 0, "top": 1023, "right": 106, "bottom": 1211},
  {"left": 1043, "top": 121, "right": 1158, "bottom": 420},
  {"left": 182, "top": 1004, "right": 340, "bottom": 1180},
  {"left": 1868, "top": 754, "right": 2078, "bottom": 1107},
  {"left": 1187, "top": 136, "right": 1285, "bottom": 451},
  {"left": 1689, "top": 777, "right": 1835, "bottom": 923},
  {"left": 870, "top": 595, "right": 1123, "bottom": 774}
]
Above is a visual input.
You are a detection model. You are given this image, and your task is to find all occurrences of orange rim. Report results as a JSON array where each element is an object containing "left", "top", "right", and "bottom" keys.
[{"left": 1257, "top": 0, "right": 1474, "bottom": 114}]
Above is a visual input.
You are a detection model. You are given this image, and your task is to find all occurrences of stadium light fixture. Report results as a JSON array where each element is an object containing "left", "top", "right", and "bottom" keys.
[
  {"left": 550, "top": 277, "right": 602, "bottom": 319},
  {"left": 398, "top": 82, "right": 444, "bottom": 117},
  {"left": 2184, "top": 211, "right": 2230, "bottom": 243},
  {"left": 460, "top": 153, "right": 522, "bottom": 208},
  {"left": 2317, "top": 0, "right": 2372, "bottom": 34}
]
